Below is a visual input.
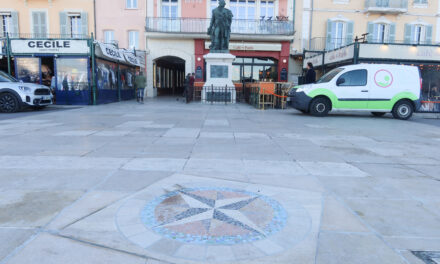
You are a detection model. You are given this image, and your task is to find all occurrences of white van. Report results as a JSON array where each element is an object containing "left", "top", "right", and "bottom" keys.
[{"left": 288, "top": 64, "right": 421, "bottom": 120}]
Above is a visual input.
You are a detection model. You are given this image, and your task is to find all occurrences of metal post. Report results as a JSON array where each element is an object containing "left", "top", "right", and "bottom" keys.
[
  {"left": 211, "top": 84, "right": 213, "bottom": 105},
  {"left": 224, "top": 85, "right": 227, "bottom": 105},
  {"left": 90, "top": 33, "right": 97, "bottom": 105},
  {"left": 6, "top": 33, "right": 11, "bottom": 75}
]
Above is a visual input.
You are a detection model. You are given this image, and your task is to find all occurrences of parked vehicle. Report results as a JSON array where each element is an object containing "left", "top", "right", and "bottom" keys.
[
  {"left": 0, "top": 71, "right": 53, "bottom": 113},
  {"left": 288, "top": 64, "right": 421, "bottom": 120}
]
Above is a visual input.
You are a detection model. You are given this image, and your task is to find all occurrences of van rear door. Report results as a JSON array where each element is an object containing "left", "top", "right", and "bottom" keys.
[{"left": 333, "top": 69, "right": 369, "bottom": 109}]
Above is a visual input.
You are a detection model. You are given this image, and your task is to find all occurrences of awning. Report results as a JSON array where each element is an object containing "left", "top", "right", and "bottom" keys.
[{"left": 96, "top": 42, "right": 144, "bottom": 67}]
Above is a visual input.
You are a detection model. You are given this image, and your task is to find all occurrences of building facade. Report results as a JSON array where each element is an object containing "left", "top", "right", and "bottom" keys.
[{"left": 145, "top": 0, "right": 295, "bottom": 97}]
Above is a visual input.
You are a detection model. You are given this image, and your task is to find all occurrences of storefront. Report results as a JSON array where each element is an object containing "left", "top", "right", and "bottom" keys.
[
  {"left": 0, "top": 38, "right": 7, "bottom": 73},
  {"left": 9, "top": 38, "right": 92, "bottom": 105},
  {"left": 304, "top": 42, "right": 440, "bottom": 113}
]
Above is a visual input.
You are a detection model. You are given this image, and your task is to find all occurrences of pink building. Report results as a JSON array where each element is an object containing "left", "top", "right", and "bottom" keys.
[
  {"left": 145, "top": 0, "right": 294, "bottom": 97},
  {"left": 96, "top": 0, "right": 146, "bottom": 52}
]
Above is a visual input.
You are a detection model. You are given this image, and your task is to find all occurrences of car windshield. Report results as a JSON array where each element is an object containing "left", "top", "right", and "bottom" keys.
[
  {"left": 316, "top": 68, "right": 344, "bottom": 84},
  {"left": 0, "top": 71, "right": 18, "bottom": 83}
]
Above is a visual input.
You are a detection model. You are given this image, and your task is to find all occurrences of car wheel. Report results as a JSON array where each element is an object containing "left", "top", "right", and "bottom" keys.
[
  {"left": 309, "top": 97, "right": 331, "bottom": 117},
  {"left": 0, "top": 93, "right": 20, "bottom": 113},
  {"left": 392, "top": 100, "right": 414, "bottom": 120},
  {"left": 371, "top": 112, "right": 386, "bottom": 117}
]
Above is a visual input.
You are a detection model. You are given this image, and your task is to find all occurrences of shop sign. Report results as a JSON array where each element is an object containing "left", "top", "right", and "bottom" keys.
[
  {"left": 205, "top": 42, "right": 282, "bottom": 52},
  {"left": 303, "top": 53, "right": 323, "bottom": 69},
  {"left": 11, "top": 39, "right": 89, "bottom": 54},
  {"left": 123, "top": 51, "right": 141, "bottom": 67},
  {"left": 324, "top": 45, "right": 354, "bottom": 65},
  {"left": 98, "top": 43, "right": 125, "bottom": 62},
  {"left": 359, "top": 43, "right": 440, "bottom": 62}
]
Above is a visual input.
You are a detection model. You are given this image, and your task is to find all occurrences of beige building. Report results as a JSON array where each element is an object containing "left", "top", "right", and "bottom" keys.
[
  {"left": 0, "top": 0, "right": 94, "bottom": 38},
  {"left": 291, "top": 0, "right": 440, "bottom": 75}
]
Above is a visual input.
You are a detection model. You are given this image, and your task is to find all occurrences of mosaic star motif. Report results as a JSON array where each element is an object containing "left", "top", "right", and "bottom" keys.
[{"left": 140, "top": 187, "right": 288, "bottom": 245}]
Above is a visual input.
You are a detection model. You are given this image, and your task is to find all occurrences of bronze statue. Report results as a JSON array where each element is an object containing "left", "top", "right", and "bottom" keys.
[{"left": 207, "top": 0, "right": 233, "bottom": 52}]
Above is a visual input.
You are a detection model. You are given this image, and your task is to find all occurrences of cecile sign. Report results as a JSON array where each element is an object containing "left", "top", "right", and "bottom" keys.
[{"left": 11, "top": 39, "right": 89, "bottom": 54}]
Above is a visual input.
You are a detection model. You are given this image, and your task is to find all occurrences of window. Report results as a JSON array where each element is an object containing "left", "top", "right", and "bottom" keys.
[
  {"left": 232, "top": 57, "right": 278, "bottom": 82},
  {"left": 413, "top": 0, "right": 428, "bottom": 4},
  {"left": 317, "top": 68, "right": 344, "bottom": 83},
  {"left": 32, "top": 11, "right": 47, "bottom": 38},
  {"left": 69, "top": 14, "right": 82, "bottom": 37},
  {"left": 337, "top": 70, "right": 368, "bottom": 86},
  {"left": 128, "top": 31, "right": 139, "bottom": 49},
  {"left": 332, "top": 21, "right": 345, "bottom": 49},
  {"left": 126, "top": 0, "right": 138, "bottom": 9},
  {"left": 375, "top": 0, "right": 390, "bottom": 7},
  {"left": 0, "top": 14, "right": 11, "bottom": 37},
  {"left": 260, "top": 0, "right": 274, "bottom": 19},
  {"left": 104, "top": 30, "right": 114, "bottom": 43},
  {"left": 230, "top": 0, "right": 256, "bottom": 20},
  {"left": 373, "top": 23, "right": 387, "bottom": 43},
  {"left": 161, "top": 0, "right": 178, "bottom": 17},
  {"left": 413, "top": 25, "right": 426, "bottom": 44}
]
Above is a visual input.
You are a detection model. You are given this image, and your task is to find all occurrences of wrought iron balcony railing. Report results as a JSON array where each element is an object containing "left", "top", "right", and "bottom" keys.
[
  {"left": 365, "top": 0, "right": 408, "bottom": 13},
  {"left": 146, "top": 17, "right": 294, "bottom": 36}
]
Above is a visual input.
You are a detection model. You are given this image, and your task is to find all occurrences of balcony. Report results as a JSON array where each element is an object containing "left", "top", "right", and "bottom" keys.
[
  {"left": 365, "top": 0, "right": 408, "bottom": 13},
  {"left": 145, "top": 17, "right": 294, "bottom": 36}
]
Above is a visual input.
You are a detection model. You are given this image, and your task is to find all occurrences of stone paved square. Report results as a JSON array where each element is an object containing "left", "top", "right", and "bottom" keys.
[{"left": 1, "top": 99, "right": 440, "bottom": 264}]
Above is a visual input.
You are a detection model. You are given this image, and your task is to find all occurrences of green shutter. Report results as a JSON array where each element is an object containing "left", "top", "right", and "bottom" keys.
[
  {"left": 388, "top": 23, "right": 396, "bottom": 43},
  {"left": 32, "top": 12, "right": 40, "bottom": 37},
  {"left": 425, "top": 24, "right": 433, "bottom": 44},
  {"left": 39, "top": 12, "right": 47, "bottom": 38},
  {"left": 11, "top": 11, "right": 19, "bottom": 38},
  {"left": 345, "top": 20, "right": 354, "bottom": 45},
  {"left": 326, "top": 19, "right": 333, "bottom": 50},
  {"left": 404, "top": 24, "right": 412, "bottom": 44},
  {"left": 81, "top": 12, "right": 88, "bottom": 37},
  {"left": 59, "top": 12, "right": 68, "bottom": 37},
  {"left": 367, "top": 22, "right": 374, "bottom": 42}
]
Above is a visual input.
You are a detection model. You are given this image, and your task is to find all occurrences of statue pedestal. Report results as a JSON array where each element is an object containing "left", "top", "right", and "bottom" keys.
[{"left": 202, "top": 52, "right": 236, "bottom": 104}]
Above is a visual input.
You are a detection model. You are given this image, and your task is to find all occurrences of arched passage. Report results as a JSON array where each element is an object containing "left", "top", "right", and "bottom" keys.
[{"left": 153, "top": 56, "right": 186, "bottom": 96}]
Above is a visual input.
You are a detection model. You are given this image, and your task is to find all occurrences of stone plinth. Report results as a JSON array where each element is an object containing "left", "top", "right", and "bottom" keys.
[{"left": 202, "top": 52, "right": 236, "bottom": 103}]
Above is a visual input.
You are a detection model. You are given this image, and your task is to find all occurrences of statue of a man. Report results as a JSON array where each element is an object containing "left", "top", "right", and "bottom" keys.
[{"left": 207, "top": 0, "right": 233, "bottom": 52}]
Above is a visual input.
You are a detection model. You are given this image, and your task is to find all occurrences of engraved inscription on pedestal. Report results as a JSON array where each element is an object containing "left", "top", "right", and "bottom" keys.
[{"left": 210, "top": 65, "right": 228, "bottom": 78}]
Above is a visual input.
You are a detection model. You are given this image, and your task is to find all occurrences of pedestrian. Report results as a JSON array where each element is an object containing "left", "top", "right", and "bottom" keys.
[
  {"left": 305, "top": 62, "right": 316, "bottom": 84},
  {"left": 183, "top": 73, "right": 191, "bottom": 101},
  {"left": 187, "top": 73, "right": 195, "bottom": 103},
  {"left": 135, "top": 71, "right": 146, "bottom": 103}
]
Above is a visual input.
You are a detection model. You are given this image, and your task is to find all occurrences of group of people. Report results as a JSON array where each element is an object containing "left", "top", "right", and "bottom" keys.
[{"left": 183, "top": 73, "right": 195, "bottom": 103}]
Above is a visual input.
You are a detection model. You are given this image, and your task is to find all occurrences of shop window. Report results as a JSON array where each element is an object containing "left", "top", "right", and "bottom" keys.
[
  {"left": 16, "top": 57, "right": 40, "bottom": 84},
  {"left": 337, "top": 70, "right": 367, "bottom": 86},
  {"left": 56, "top": 58, "right": 88, "bottom": 91},
  {"left": 32, "top": 11, "right": 47, "bottom": 38},
  {"left": 104, "top": 30, "right": 115, "bottom": 44},
  {"left": 126, "top": 0, "right": 138, "bottom": 9},
  {"left": 128, "top": 31, "right": 139, "bottom": 49},
  {"left": 96, "top": 59, "right": 118, "bottom": 90},
  {"left": 232, "top": 57, "right": 278, "bottom": 83}
]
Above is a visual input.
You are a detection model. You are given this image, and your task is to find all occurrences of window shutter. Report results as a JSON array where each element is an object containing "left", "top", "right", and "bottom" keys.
[
  {"left": 81, "top": 12, "right": 88, "bottom": 37},
  {"left": 59, "top": 12, "right": 68, "bottom": 37},
  {"left": 345, "top": 20, "right": 354, "bottom": 45},
  {"left": 426, "top": 24, "right": 433, "bottom": 44},
  {"left": 32, "top": 12, "right": 40, "bottom": 37},
  {"left": 11, "top": 11, "right": 19, "bottom": 37},
  {"left": 39, "top": 12, "right": 47, "bottom": 38},
  {"left": 326, "top": 19, "right": 333, "bottom": 50},
  {"left": 389, "top": 23, "right": 396, "bottom": 43},
  {"left": 367, "top": 22, "right": 374, "bottom": 42},
  {"left": 404, "top": 23, "right": 412, "bottom": 44}
]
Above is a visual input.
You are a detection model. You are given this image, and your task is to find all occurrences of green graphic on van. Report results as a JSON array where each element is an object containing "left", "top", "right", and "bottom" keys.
[{"left": 374, "top": 69, "right": 393, "bottom": 88}]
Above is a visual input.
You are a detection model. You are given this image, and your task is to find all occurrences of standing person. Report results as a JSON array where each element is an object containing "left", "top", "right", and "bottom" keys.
[
  {"left": 135, "top": 72, "right": 146, "bottom": 103},
  {"left": 305, "top": 62, "right": 316, "bottom": 84},
  {"left": 183, "top": 73, "right": 191, "bottom": 99},
  {"left": 187, "top": 73, "right": 195, "bottom": 104}
]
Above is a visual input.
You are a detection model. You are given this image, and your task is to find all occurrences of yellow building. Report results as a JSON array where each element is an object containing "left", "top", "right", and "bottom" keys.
[{"left": 0, "top": 0, "right": 94, "bottom": 38}]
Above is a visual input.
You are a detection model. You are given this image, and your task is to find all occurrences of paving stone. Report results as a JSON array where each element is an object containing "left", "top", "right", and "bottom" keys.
[
  {"left": 0, "top": 228, "right": 35, "bottom": 260},
  {"left": 299, "top": 162, "right": 369, "bottom": 177},
  {"left": 163, "top": 128, "right": 200, "bottom": 138}
]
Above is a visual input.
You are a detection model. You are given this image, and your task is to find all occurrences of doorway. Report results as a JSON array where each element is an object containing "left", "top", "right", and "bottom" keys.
[{"left": 153, "top": 56, "right": 185, "bottom": 96}]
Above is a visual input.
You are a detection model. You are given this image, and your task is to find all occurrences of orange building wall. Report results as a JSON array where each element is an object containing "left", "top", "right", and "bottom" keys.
[{"left": 182, "top": 1, "right": 207, "bottom": 18}]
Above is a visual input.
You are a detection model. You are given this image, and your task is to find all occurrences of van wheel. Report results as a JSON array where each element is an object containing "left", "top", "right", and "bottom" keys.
[
  {"left": 309, "top": 97, "right": 331, "bottom": 117},
  {"left": 371, "top": 112, "right": 386, "bottom": 117},
  {"left": 392, "top": 100, "right": 414, "bottom": 120},
  {"left": 0, "top": 93, "right": 20, "bottom": 113}
]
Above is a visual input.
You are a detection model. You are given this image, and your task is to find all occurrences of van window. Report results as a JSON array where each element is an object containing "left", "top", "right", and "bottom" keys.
[
  {"left": 337, "top": 70, "right": 367, "bottom": 86},
  {"left": 316, "top": 68, "right": 344, "bottom": 83}
]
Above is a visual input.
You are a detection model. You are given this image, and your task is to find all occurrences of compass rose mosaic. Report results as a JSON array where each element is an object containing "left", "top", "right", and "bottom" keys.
[{"left": 140, "top": 187, "right": 288, "bottom": 245}]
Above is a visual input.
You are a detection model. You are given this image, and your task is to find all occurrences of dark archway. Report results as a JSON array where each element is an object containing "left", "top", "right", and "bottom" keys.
[{"left": 153, "top": 56, "right": 185, "bottom": 96}]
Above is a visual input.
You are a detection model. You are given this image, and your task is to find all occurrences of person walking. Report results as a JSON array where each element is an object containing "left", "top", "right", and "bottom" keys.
[
  {"left": 305, "top": 62, "right": 316, "bottom": 84},
  {"left": 135, "top": 71, "right": 146, "bottom": 103},
  {"left": 187, "top": 73, "right": 195, "bottom": 104},
  {"left": 183, "top": 73, "right": 191, "bottom": 100}
]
